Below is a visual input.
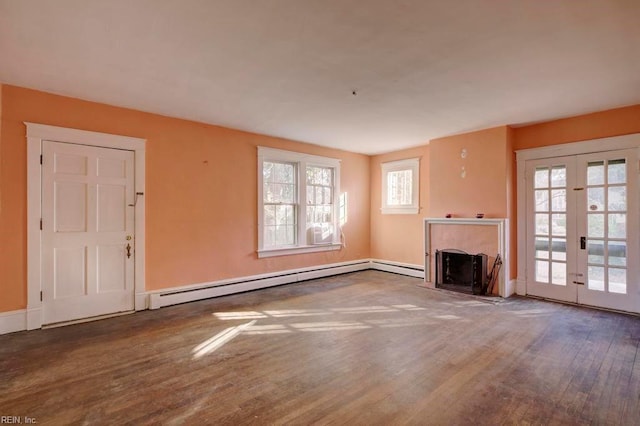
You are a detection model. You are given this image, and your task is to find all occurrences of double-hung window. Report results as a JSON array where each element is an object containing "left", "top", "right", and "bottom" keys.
[
  {"left": 258, "top": 147, "right": 341, "bottom": 258},
  {"left": 381, "top": 157, "right": 420, "bottom": 214}
]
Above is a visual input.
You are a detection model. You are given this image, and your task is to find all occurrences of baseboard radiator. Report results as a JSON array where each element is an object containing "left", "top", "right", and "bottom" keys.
[{"left": 148, "top": 259, "right": 425, "bottom": 310}]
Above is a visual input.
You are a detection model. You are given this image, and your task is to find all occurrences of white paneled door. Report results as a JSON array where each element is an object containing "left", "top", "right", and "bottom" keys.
[
  {"left": 525, "top": 149, "right": 639, "bottom": 313},
  {"left": 42, "top": 141, "right": 135, "bottom": 324}
]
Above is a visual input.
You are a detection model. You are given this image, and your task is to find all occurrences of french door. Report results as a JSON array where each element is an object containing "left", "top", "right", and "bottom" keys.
[{"left": 525, "top": 149, "right": 639, "bottom": 313}]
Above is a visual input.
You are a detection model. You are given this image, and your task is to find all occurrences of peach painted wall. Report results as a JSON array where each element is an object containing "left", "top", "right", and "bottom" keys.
[
  {"left": 370, "top": 145, "right": 429, "bottom": 265},
  {"left": 0, "top": 85, "right": 371, "bottom": 313},
  {"left": 429, "top": 126, "right": 509, "bottom": 218},
  {"left": 506, "top": 127, "right": 516, "bottom": 280},
  {"left": 513, "top": 104, "right": 640, "bottom": 151},
  {"left": 0, "top": 82, "right": 3, "bottom": 214}
]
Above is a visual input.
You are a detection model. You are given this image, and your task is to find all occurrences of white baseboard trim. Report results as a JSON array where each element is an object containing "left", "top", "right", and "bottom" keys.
[
  {"left": 1, "top": 258, "right": 428, "bottom": 334},
  {"left": 0, "top": 310, "right": 27, "bottom": 335},
  {"left": 505, "top": 279, "right": 518, "bottom": 298},
  {"left": 135, "top": 293, "right": 148, "bottom": 311},
  {"left": 370, "top": 259, "right": 425, "bottom": 279},
  {"left": 148, "top": 259, "right": 372, "bottom": 309}
]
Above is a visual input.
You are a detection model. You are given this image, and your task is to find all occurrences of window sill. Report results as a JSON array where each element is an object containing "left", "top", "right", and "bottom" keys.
[
  {"left": 381, "top": 207, "right": 419, "bottom": 214},
  {"left": 258, "top": 243, "right": 342, "bottom": 258}
]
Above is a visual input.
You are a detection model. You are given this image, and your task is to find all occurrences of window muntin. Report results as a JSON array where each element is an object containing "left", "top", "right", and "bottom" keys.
[
  {"left": 263, "top": 161, "right": 297, "bottom": 248},
  {"left": 381, "top": 158, "right": 420, "bottom": 214},
  {"left": 306, "top": 166, "right": 334, "bottom": 244},
  {"left": 258, "top": 147, "right": 341, "bottom": 257}
]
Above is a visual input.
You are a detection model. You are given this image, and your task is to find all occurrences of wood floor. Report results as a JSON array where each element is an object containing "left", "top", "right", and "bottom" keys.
[{"left": 1, "top": 270, "right": 640, "bottom": 425}]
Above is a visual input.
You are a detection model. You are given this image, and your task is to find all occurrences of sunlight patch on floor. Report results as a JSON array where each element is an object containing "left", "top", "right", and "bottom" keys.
[
  {"left": 192, "top": 320, "right": 257, "bottom": 359},
  {"left": 213, "top": 304, "right": 428, "bottom": 321}
]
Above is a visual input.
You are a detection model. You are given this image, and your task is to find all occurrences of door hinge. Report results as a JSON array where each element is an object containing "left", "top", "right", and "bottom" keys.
[
  {"left": 40, "top": 291, "right": 43, "bottom": 301},
  {"left": 40, "top": 154, "right": 43, "bottom": 165},
  {"left": 40, "top": 219, "right": 43, "bottom": 230}
]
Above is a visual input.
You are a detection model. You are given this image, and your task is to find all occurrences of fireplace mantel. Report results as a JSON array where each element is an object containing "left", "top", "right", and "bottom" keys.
[{"left": 423, "top": 218, "right": 511, "bottom": 297}]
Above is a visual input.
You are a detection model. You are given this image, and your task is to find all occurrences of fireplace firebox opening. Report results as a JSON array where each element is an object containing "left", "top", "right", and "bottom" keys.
[{"left": 435, "top": 249, "right": 490, "bottom": 295}]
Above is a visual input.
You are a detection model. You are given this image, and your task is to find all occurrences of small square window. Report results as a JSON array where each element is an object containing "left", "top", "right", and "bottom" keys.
[{"left": 381, "top": 158, "right": 420, "bottom": 214}]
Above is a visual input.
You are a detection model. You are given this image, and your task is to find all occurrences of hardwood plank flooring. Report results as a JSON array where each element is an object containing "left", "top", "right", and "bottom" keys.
[{"left": 1, "top": 270, "right": 639, "bottom": 425}]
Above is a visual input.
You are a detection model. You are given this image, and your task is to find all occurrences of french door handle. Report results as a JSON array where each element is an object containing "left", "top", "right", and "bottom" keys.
[
  {"left": 580, "top": 237, "right": 586, "bottom": 250},
  {"left": 126, "top": 243, "right": 132, "bottom": 259}
]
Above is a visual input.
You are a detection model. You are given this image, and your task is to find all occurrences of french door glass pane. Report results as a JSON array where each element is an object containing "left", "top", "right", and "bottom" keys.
[
  {"left": 586, "top": 158, "right": 628, "bottom": 295},
  {"left": 534, "top": 168, "right": 549, "bottom": 188},
  {"left": 535, "top": 190, "right": 549, "bottom": 211},
  {"left": 587, "top": 161, "right": 605, "bottom": 185},
  {"left": 588, "top": 240, "right": 605, "bottom": 264},
  {"left": 551, "top": 214, "right": 566, "bottom": 236},
  {"left": 587, "top": 187, "right": 604, "bottom": 211},
  {"left": 551, "top": 262, "right": 566, "bottom": 285},
  {"left": 551, "top": 238, "right": 566, "bottom": 260},
  {"left": 609, "top": 268, "right": 626, "bottom": 294},
  {"left": 533, "top": 165, "right": 567, "bottom": 286},
  {"left": 535, "top": 214, "right": 549, "bottom": 234},
  {"left": 588, "top": 214, "right": 605, "bottom": 238},
  {"left": 536, "top": 260, "right": 549, "bottom": 282},
  {"left": 608, "top": 242, "right": 626, "bottom": 267},
  {"left": 551, "top": 166, "right": 566, "bottom": 187},
  {"left": 551, "top": 190, "right": 566, "bottom": 211},
  {"left": 608, "top": 186, "right": 626, "bottom": 211},
  {"left": 608, "top": 159, "right": 626, "bottom": 184},
  {"left": 608, "top": 214, "right": 626, "bottom": 239},
  {"left": 588, "top": 266, "right": 605, "bottom": 291},
  {"left": 535, "top": 238, "right": 549, "bottom": 259}
]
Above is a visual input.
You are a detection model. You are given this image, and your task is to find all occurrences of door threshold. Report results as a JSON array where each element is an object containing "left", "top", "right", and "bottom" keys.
[
  {"left": 525, "top": 295, "right": 640, "bottom": 317},
  {"left": 42, "top": 310, "right": 135, "bottom": 329}
]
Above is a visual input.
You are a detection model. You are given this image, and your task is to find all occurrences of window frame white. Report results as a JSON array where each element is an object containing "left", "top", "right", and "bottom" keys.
[
  {"left": 258, "top": 147, "right": 342, "bottom": 258},
  {"left": 381, "top": 157, "right": 420, "bottom": 214}
]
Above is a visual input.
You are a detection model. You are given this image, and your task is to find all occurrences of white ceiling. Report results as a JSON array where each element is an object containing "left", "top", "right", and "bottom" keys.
[{"left": 1, "top": 0, "right": 639, "bottom": 154}]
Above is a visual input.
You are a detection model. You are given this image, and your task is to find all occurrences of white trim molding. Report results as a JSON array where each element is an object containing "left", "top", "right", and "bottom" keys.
[
  {"left": 381, "top": 157, "right": 420, "bottom": 214},
  {"left": 424, "top": 218, "right": 511, "bottom": 297},
  {"left": 515, "top": 133, "right": 640, "bottom": 299},
  {"left": 1, "top": 257, "right": 437, "bottom": 334},
  {"left": 370, "top": 259, "right": 425, "bottom": 278},
  {"left": 148, "top": 260, "right": 371, "bottom": 309},
  {"left": 0, "top": 310, "right": 27, "bottom": 335},
  {"left": 25, "top": 123, "right": 147, "bottom": 329}
]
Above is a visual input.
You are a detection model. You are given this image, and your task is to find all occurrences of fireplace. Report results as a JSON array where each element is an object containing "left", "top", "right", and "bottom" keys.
[
  {"left": 424, "top": 218, "right": 510, "bottom": 297},
  {"left": 435, "top": 249, "right": 488, "bottom": 295}
]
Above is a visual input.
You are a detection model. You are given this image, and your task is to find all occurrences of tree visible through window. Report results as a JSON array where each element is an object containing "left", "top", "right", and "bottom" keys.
[
  {"left": 381, "top": 158, "right": 419, "bottom": 214},
  {"left": 258, "top": 147, "right": 341, "bottom": 257},
  {"left": 263, "top": 161, "right": 296, "bottom": 247}
]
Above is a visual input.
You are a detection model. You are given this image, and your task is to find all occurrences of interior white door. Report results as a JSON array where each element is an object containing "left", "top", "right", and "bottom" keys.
[
  {"left": 42, "top": 141, "right": 135, "bottom": 324},
  {"left": 525, "top": 149, "right": 639, "bottom": 313}
]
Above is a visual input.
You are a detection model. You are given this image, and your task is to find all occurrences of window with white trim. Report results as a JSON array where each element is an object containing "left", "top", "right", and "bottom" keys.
[
  {"left": 258, "top": 147, "right": 341, "bottom": 258},
  {"left": 381, "top": 157, "right": 420, "bottom": 214}
]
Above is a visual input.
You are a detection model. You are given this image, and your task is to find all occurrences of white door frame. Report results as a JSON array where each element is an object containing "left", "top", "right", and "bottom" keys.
[
  {"left": 516, "top": 133, "right": 640, "bottom": 299},
  {"left": 26, "top": 123, "right": 146, "bottom": 330}
]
